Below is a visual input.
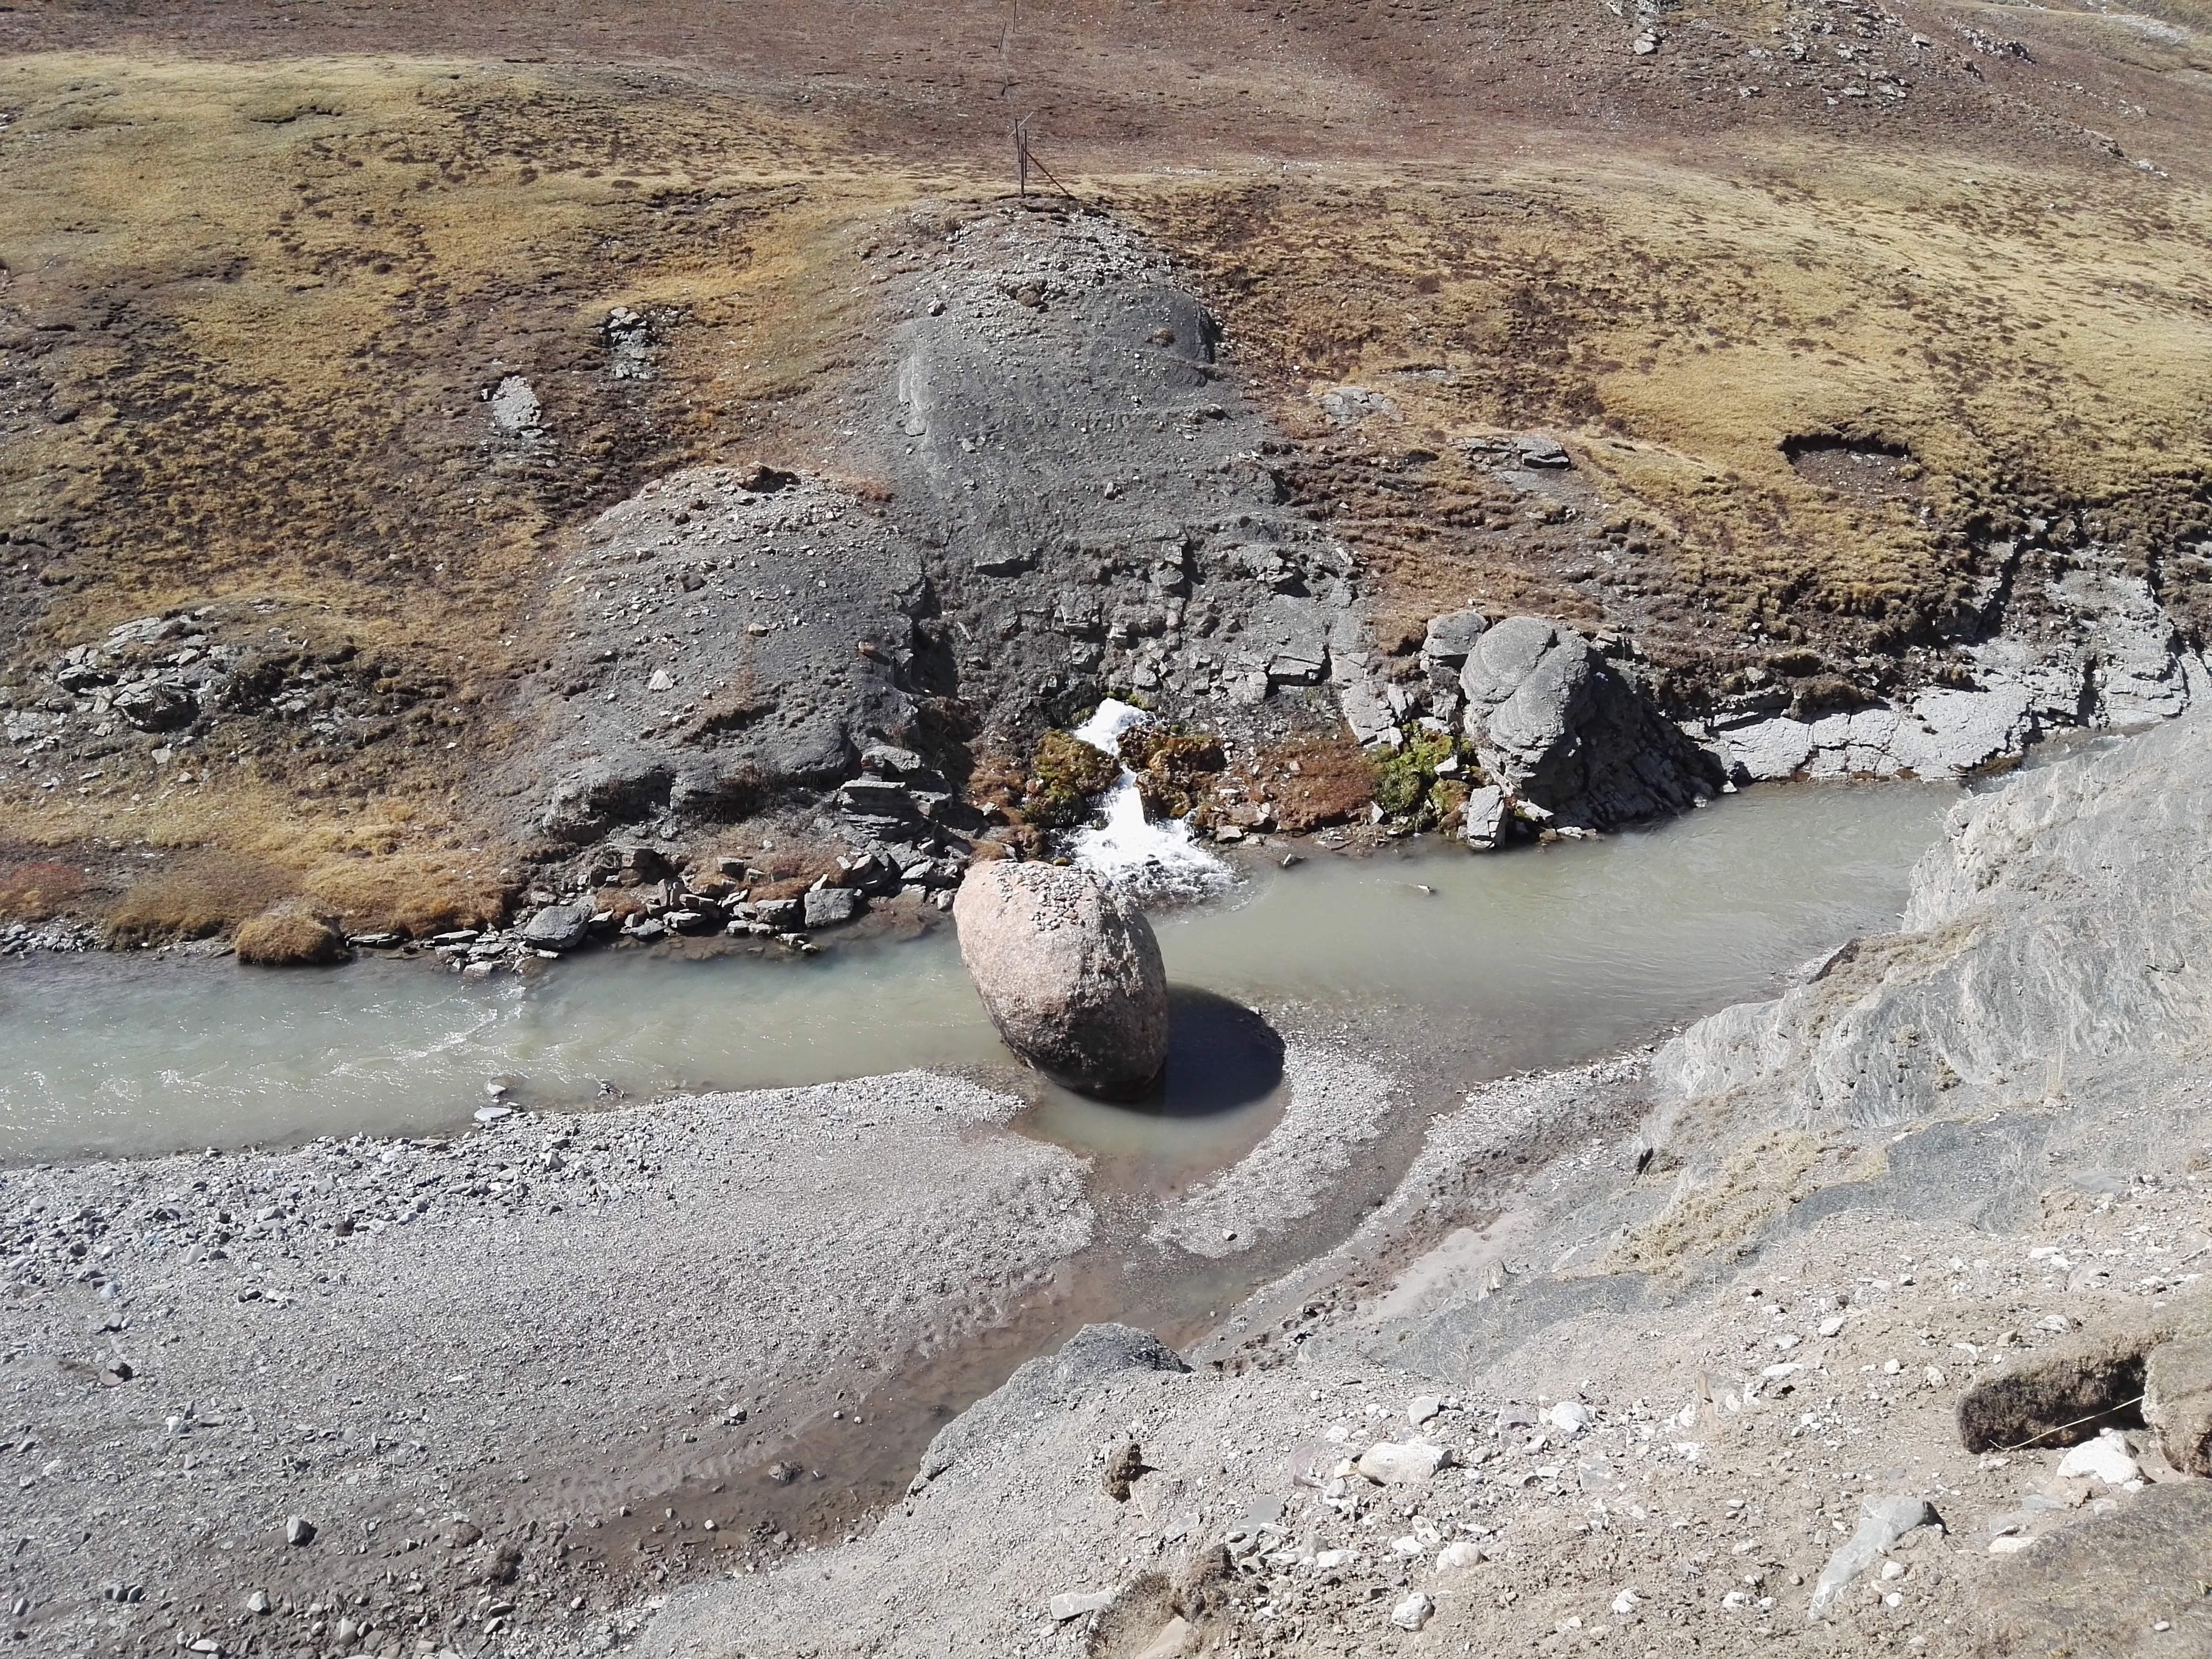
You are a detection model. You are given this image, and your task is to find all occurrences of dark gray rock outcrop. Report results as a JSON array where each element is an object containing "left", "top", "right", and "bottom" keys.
[
  {"left": 1459, "top": 615, "right": 1719, "bottom": 830},
  {"left": 952, "top": 860, "right": 1168, "bottom": 1100},
  {"left": 522, "top": 470, "right": 928, "bottom": 847},
  {"left": 511, "top": 208, "right": 1354, "bottom": 859},
  {"left": 517, "top": 902, "right": 594, "bottom": 952}
]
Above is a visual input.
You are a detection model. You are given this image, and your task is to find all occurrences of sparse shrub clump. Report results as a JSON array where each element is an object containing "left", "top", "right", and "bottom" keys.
[
  {"left": 1021, "top": 729, "right": 1122, "bottom": 829},
  {"left": 104, "top": 853, "right": 292, "bottom": 945},
  {"left": 233, "top": 902, "right": 348, "bottom": 966},
  {"left": 1370, "top": 729, "right": 1479, "bottom": 829},
  {"left": 1121, "top": 727, "right": 1227, "bottom": 819}
]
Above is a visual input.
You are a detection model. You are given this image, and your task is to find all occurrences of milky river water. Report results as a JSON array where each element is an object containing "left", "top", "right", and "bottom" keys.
[{"left": 0, "top": 781, "right": 1957, "bottom": 1164}]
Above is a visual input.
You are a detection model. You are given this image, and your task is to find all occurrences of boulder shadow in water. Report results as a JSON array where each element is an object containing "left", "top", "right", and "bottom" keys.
[{"left": 1130, "top": 986, "right": 1285, "bottom": 1118}]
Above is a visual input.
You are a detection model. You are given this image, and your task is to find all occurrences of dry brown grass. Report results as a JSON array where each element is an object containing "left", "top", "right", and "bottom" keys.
[
  {"left": 1129, "top": 143, "right": 2212, "bottom": 649},
  {"left": 233, "top": 902, "right": 348, "bottom": 966},
  {"left": 294, "top": 852, "right": 508, "bottom": 939},
  {"left": 102, "top": 852, "right": 293, "bottom": 944},
  {"left": 0, "top": 49, "right": 928, "bottom": 886},
  {"left": 0, "top": 860, "right": 86, "bottom": 921}
]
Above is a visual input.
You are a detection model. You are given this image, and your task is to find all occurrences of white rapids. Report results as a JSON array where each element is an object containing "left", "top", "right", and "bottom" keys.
[{"left": 1065, "top": 699, "right": 1236, "bottom": 899}]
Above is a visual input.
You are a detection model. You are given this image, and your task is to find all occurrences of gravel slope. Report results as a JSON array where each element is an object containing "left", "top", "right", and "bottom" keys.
[{"left": 1, "top": 1074, "right": 1091, "bottom": 1659}]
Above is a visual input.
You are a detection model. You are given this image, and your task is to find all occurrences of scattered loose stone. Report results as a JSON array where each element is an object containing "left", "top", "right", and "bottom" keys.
[
  {"left": 1048, "top": 1588, "right": 1116, "bottom": 1621},
  {"left": 1390, "top": 1590, "right": 1434, "bottom": 1631},
  {"left": 1356, "top": 1441, "right": 1449, "bottom": 1485}
]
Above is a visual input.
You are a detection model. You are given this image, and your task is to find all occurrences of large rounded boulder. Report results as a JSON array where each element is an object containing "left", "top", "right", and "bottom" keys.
[
  {"left": 952, "top": 861, "right": 1169, "bottom": 1100},
  {"left": 1459, "top": 615, "right": 1721, "bottom": 830}
]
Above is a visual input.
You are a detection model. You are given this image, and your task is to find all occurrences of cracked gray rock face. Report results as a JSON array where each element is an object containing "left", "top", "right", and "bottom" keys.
[
  {"left": 1459, "top": 615, "right": 1720, "bottom": 830},
  {"left": 1687, "top": 544, "right": 2212, "bottom": 786},
  {"left": 514, "top": 207, "right": 1355, "bottom": 856},
  {"left": 1654, "top": 713, "right": 2212, "bottom": 1165}
]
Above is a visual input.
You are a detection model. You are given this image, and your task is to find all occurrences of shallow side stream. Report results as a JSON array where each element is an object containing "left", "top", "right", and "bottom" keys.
[{"left": 1, "top": 781, "right": 1952, "bottom": 1167}]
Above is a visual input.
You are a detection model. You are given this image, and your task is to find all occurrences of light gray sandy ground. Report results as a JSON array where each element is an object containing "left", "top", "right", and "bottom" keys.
[
  {"left": 15, "top": 723, "right": 2212, "bottom": 1659},
  {"left": 1, "top": 1075, "right": 1090, "bottom": 1659},
  {"left": 1147, "top": 1049, "right": 1399, "bottom": 1262}
]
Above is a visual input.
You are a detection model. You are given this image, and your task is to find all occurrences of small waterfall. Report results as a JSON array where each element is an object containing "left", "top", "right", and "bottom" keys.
[{"left": 1066, "top": 700, "right": 1235, "bottom": 898}]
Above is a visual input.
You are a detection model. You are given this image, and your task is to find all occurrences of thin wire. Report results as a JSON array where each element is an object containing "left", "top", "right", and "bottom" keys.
[{"left": 1996, "top": 1393, "right": 2146, "bottom": 1453}]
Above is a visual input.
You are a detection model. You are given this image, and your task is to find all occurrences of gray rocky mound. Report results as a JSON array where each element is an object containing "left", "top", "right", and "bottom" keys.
[
  {"left": 507, "top": 208, "right": 1355, "bottom": 873},
  {"left": 952, "top": 859, "right": 1169, "bottom": 1099}
]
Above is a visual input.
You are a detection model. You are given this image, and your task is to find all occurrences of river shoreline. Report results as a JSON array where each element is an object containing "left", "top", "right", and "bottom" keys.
[
  {"left": 9, "top": 727, "right": 2212, "bottom": 1657},
  {"left": 0, "top": 777, "right": 1953, "bottom": 1166}
]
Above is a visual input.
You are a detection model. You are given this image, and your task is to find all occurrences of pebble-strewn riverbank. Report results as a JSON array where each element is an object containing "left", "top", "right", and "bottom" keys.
[{"left": 1, "top": 1075, "right": 1092, "bottom": 1659}]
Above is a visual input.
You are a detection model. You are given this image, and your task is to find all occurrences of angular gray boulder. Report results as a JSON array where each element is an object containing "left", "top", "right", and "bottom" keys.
[
  {"left": 952, "top": 861, "right": 1169, "bottom": 1100},
  {"left": 517, "top": 902, "right": 594, "bottom": 951},
  {"left": 1459, "top": 616, "right": 1718, "bottom": 829}
]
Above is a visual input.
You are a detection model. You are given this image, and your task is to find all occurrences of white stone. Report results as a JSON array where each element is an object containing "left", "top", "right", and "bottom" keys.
[
  {"left": 1357, "top": 1441, "right": 1451, "bottom": 1485},
  {"left": 1989, "top": 1534, "right": 2037, "bottom": 1555},
  {"left": 1048, "top": 1588, "right": 1117, "bottom": 1621},
  {"left": 1408, "top": 1395, "right": 1442, "bottom": 1426},
  {"left": 1818, "top": 1316, "right": 1846, "bottom": 1337},
  {"left": 1341, "top": 679, "right": 1398, "bottom": 747},
  {"left": 2054, "top": 1431, "right": 2140, "bottom": 1486},
  {"left": 1435, "top": 1541, "right": 1486, "bottom": 1570},
  {"left": 1390, "top": 1591, "right": 1434, "bottom": 1631},
  {"left": 1545, "top": 1401, "right": 1593, "bottom": 1434},
  {"left": 487, "top": 375, "right": 541, "bottom": 436},
  {"left": 1611, "top": 1588, "right": 1640, "bottom": 1616}
]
